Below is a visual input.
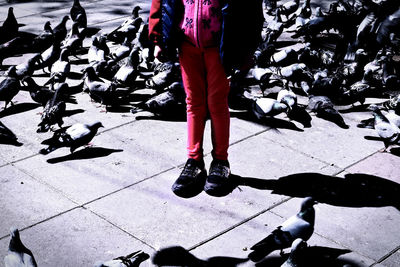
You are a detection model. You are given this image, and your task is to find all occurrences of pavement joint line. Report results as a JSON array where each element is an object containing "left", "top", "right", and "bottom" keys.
[
  {"left": 371, "top": 244, "right": 400, "bottom": 266},
  {"left": 187, "top": 196, "right": 292, "bottom": 251},
  {"left": 0, "top": 206, "right": 82, "bottom": 241},
  {"left": 82, "top": 206, "right": 157, "bottom": 251}
]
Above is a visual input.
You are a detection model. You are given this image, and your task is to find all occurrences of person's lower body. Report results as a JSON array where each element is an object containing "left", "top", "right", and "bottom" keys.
[{"left": 171, "top": 41, "right": 233, "bottom": 198}]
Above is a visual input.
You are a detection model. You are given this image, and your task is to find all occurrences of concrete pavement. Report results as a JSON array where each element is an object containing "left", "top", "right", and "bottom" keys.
[{"left": 0, "top": 0, "right": 399, "bottom": 266}]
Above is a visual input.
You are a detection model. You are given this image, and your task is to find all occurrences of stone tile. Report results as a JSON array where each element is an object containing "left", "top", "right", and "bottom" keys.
[
  {"left": 346, "top": 152, "right": 400, "bottom": 183},
  {"left": 270, "top": 198, "right": 400, "bottom": 262},
  {"left": 0, "top": 165, "right": 76, "bottom": 238},
  {"left": 380, "top": 250, "right": 400, "bottom": 267},
  {"left": 190, "top": 209, "right": 374, "bottom": 267},
  {"left": 259, "top": 114, "right": 383, "bottom": 169},
  {"left": 85, "top": 168, "right": 288, "bottom": 250},
  {"left": 0, "top": 208, "right": 154, "bottom": 267},
  {"left": 227, "top": 132, "right": 342, "bottom": 179}
]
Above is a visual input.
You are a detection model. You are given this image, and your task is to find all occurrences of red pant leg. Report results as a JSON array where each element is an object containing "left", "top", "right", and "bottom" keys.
[
  {"left": 179, "top": 42, "right": 207, "bottom": 161},
  {"left": 204, "top": 47, "right": 231, "bottom": 161}
]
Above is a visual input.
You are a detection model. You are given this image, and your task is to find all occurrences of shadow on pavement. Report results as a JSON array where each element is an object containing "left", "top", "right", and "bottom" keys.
[
  {"left": 152, "top": 245, "right": 248, "bottom": 267},
  {"left": 0, "top": 102, "right": 41, "bottom": 118},
  {"left": 232, "top": 173, "right": 400, "bottom": 211},
  {"left": 46, "top": 147, "right": 123, "bottom": 164},
  {"left": 256, "top": 246, "right": 362, "bottom": 267}
]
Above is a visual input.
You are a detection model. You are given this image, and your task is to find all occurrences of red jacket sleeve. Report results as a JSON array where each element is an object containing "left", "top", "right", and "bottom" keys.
[{"left": 149, "top": 0, "right": 162, "bottom": 45}]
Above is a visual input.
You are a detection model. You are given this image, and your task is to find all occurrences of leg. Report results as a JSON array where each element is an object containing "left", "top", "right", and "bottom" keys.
[
  {"left": 204, "top": 47, "right": 231, "bottom": 161},
  {"left": 179, "top": 42, "right": 208, "bottom": 161}
]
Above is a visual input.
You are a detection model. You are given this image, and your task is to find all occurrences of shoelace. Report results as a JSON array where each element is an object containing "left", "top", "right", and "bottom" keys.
[
  {"left": 181, "top": 163, "right": 201, "bottom": 177},
  {"left": 209, "top": 163, "right": 230, "bottom": 179}
]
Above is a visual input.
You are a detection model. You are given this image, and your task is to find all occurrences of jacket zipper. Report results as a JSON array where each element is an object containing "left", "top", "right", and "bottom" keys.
[{"left": 194, "top": 0, "right": 200, "bottom": 47}]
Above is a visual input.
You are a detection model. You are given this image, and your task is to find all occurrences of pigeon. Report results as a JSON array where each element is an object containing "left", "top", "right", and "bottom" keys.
[
  {"left": 4, "top": 227, "right": 37, "bottom": 267},
  {"left": 264, "top": 8, "right": 285, "bottom": 44},
  {"left": 53, "top": 16, "right": 70, "bottom": 45},
  {"left": 145, "top": 61, "right": 179, "bottom": 90},
  {"left": 280, "top": 238, "right": 308, "bottom": 267},
  {"left": 278, "top": 0, "right": 300, "bottom": 20},
  {"left": 292, "top": 7, "right": 328, "bottom": 39},
  {"left": 15, "top": 54, "right": 42, "bottom": 80},
  {"left": 70, "top": 0, "right": 87, "bottom": 29},
  {"left": 94, "top": 250, "right": 149, "bottom": 267},
  {"left": 251, "top": 97, "right": 289, "bottom": 119},
  {"left": 152, "top": 245, "right": 248, "bottom": 267},
  {"left": 370, "top": 105, "right": 400, "bottom": 151},
  {"left": 44, "top": 48, "right": 71, "bottom": 85},
  {"left": 39, "top": 121, "right": 104, "bottom": 154},
  {"left": 107, "top": 6, "right": 142, "bottom": 43},
  {"left": 0, "top": 37, "right": 23, "bottom": 66},
  {"left": 0, "top": 7, "right": 20, "bottom": 44},
  {"left": 274, "top": 63, "right": 313, "bottom": 88},
  {"left": 0, "top": 67, "right": 21, "bottom": 109},
  {"left": 35, "top": 40, "right": 62, "bottom": 72},
  {"left": 88, "top": 36, "right": 109, "bottom": 64},
  {"left": 0, "top": 120, "right": 22, "bottom": 146},
  {"left": 23, "top": 77, "right": 76, "bottom": 106},
  {"left": 31, "top": 21, "right": 54, "bottom": 53},
  {"left": 83, "top": 66, "right": 117, "bottom": 107},
  {"left": 248, "top": 197, "right": 317, "bottom": 262},
  {"left": 37, "top": 85, "right": 66, "bottom": 132},
  {"left": 113, "top": 46, "right": 140, "bottom": 87},
  {"left": 307, "top": 95, "right": 348, "bottom": 128},
  {"left": 343, "top": 69, "right": 373, "bottom": 105},
  {"left": 277, "top": 88, "right": 297, "bottom": 110},
  {"left": 108, "top": 36, "right": 133, "bottom": 63},
  {"left": 269, "top": 48, "right": 298, "bottom": 67},
  {"left": 62, "top": 20, "right": 85, "bottom": 57}
]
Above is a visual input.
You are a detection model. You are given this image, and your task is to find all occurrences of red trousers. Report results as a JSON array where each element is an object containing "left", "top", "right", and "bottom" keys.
[{"left": 179, "top": 41, "right": 230, "bottom": 161}]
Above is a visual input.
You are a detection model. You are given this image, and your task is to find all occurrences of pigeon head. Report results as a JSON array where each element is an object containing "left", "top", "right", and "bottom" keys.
[
  {"left": 300, "top": 197, "right": 317, "bottom": 211},
  {"left": 8, "top": 227, "right": 24, "bottom": 252},
  {"left": 297, "top": 197, "right": 317, "bottom": 224},
  {"left": 44, "top": 21, "right": 52, "bottom": 32},
  {"left": 6, "top": 66, "right": 17, "bottom": 77},
  {"left": 89, "top": 121, "right": 104, "bottom": 130}
]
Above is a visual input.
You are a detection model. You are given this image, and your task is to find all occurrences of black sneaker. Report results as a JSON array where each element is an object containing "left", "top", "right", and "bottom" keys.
[
  {"left": 172, "top": 158, "right": 207, "bottom": 198},
  {"left": 204, "top": 160, "right": 233, "bottom": 197}
]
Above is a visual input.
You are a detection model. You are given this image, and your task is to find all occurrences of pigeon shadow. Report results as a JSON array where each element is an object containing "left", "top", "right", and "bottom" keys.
[
  {"left": 256, "top": 246, "right": 361, "bottom": 267},
  {"left": 338, "top": 104, "right": 369, "bottom": 114},
  {"left": 0, "top": 103, "right": 41, "bottom": 118},
  {"left": 67, "top": 71, "right": 85, "bottom": 80},
  {"left": 0, "top": 138, "right": 23, "bottom": 146},
  {"left": 235, "top": 172, "right": 400, "bottom": 211},
  {"left": 389, "top": 147, "right": 400, "bottom": 157},
  {"left": 231, "top": 111, "right": 304, "bottom": 132},
  {"left": 46, "top": 147, "right": 123, "bottom": 164},
  {"left": 153, "top": 245, "right": 249, "bottom": 267}
]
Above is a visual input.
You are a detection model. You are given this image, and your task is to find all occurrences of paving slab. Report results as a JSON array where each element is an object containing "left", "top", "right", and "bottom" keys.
[
  {"left": 190, "top": 207, "right": 374, "bottom": 267},
  {"left": 0, "top": 164, "right": 77, "bottom": 238},
  {"left": 346, "top": 152, "right": 400, "bottom": 183},
  {"left": 380, "top": 250, "right": 400, "bottom": 267},
  {"left": 258, "top": 114, "right": 383, "bottom": 169},
  {"left": 270, "top": 197, "right": 400, "bottom": 262},
  {"left": 0, "top": 207, "right": 154, "bottom": 267},
  {"left": 85, "top": 167, "right": 288, "bottom": 250}
]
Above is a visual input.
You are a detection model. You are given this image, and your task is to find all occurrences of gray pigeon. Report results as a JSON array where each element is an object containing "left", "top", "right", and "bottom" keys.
[
  {"left": 248, "top": 197, "right": 317, "bottom": 262},
  {"left": 277, "top": 88, "right": 297, "bottom": 111},
  {"left": 113, "top": 46, "right": 140, "bottom": 87},
  {"left": 35, "top": 41, "right": 62, "bottom": 72},
  {"left": 53, "top": 16, "right": 70, "bottom": 45},
  {"left": 252, "top": 97, "right": 288, "bottom": 119},
  {"left": 83, "top": 66, "right": 117, "bottom": 107},
  {"left": 94, "top": 250, "right": 149, "bottom": 267},
  {"left": 39, "top": 121, "right": 103, "bottom": 154},
  {"left": 4, "top": 227, "right": 37, "bottom": 267},
  {"left": 371, "top": 105, "right": 400, "bottom": 151},
  {"left": 37, "top": 85, "right": 66, "bottom": 133},
  {"left": 44, "top": 48, "right": 70, "bottom": 85},
  {"left": 31, "top": 21, "right": 54, "bottom": 53},
  {"left": 0, "top": 67, "right": 21, "bottom": 109},
  {"left": 307, "top": 95, "right": 348, "bottom": 128},
  {"left": 0, "top": 7, "right": 20, "bottom": 44},
  {"left": 62, "top": 20, "right": 85, "bottom": 57},
  {"left": 70, "top": 0, "right": 87, "bottom": 29}
]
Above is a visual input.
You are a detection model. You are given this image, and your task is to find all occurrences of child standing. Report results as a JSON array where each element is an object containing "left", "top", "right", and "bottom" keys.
[{"left": 149, "top": 0, "right": 263, "bottom": 198}]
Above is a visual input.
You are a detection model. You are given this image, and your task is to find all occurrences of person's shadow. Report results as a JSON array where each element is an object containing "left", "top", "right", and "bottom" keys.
[{"left": 229, "top": 172, "right": 400, "bottom": 211}]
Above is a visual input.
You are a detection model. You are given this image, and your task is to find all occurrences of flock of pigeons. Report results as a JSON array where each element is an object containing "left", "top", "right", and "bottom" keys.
[{"left": 1, "top": 0, "right": 400, "bottom": 266}]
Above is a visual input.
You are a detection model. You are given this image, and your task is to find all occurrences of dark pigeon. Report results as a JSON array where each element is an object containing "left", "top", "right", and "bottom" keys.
[
  {"left": 39, "top": 121, "right": 103, "bottom": 154},
  {"left": 37, "top": 85, "right": 67, "bottom": 132},
  {"left": 70, "top": 0, "right": 87, "bottom": 29},
  {"left": 307, "top": 95, "right": 349, "bottom": 128},
  {"left": 0, "top": 67, "right": 21, "bottom": 109},
  {"left": 0, "top": 121, "right": 22, "bottom": 146}
]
